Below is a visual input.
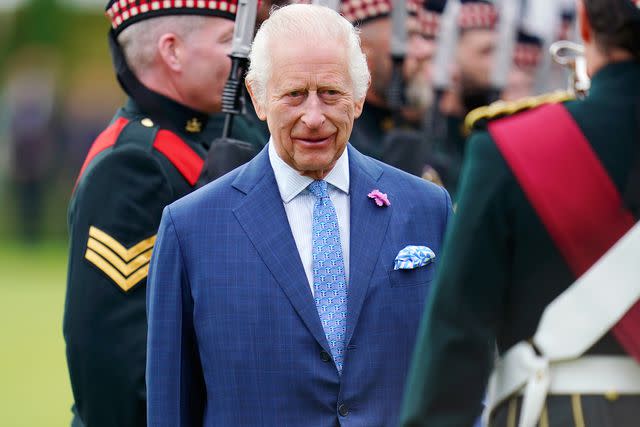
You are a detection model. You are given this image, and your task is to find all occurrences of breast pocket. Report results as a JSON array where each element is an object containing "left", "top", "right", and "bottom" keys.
[{"left": 388, "top": 261, "right": 436, "bottom": 287}]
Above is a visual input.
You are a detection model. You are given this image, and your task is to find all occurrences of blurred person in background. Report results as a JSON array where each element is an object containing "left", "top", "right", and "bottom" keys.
[
  {"left": 343, "top": 0, "right": 438, "bottom": 163},
  {"left": 63, "top": 1, "right": 239, "bottom": 426},
  {"left": 426, "top": 0, "right": 498, "bottom": 200},
  {"left": 400, "top": 0, "right": 640, "bottom": 425},
  {"left": 5, "top": 48, "right": 59, "bottom": 243},
  {"left": 501, "top": 28, "right": 544, "bottom": 102}
]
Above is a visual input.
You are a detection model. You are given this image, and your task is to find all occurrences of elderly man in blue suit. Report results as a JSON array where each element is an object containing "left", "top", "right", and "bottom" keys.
[{"left": 146, "top": 4, "right": 451, "bottom": 426}]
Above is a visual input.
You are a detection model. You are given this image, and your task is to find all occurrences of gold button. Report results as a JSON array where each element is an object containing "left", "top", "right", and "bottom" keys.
[
  {"left": 604, "top": 391, "right": 619, "bottom": 401},
  {"left": 381, "top": 117, "right": 394, "bottom": 132},
  {"left": 141, "top": 118, "right": 154, "bottom": 127}
]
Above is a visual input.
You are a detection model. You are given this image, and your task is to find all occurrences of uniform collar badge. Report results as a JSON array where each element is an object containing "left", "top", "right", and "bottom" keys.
[{"left": 186, "top": 118, "right": 203, "bottom": 133}]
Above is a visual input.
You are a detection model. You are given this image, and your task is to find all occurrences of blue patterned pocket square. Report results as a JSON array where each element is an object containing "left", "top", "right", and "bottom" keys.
[{"left": 393, "top": 245, "right": 436, "bottom": 270}]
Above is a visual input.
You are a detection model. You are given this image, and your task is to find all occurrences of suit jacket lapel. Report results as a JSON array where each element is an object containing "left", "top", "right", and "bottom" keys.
[
  {"left": 345, "top": 146, "right": 392, "bottom": 346},
  {"left": 232, "top": 148, "right": 331, "bottom": 353}
]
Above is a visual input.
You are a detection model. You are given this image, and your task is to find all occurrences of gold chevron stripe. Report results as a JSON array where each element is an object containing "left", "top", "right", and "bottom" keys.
[
  {"left": 85, "top": 248, "right": 150, "bottom": 292},
  {"left": 87, "top": 237, "right": 152, "bottom": 276},
  {"left": 88, "top": 226, "right": 156, "bottom": 261}
]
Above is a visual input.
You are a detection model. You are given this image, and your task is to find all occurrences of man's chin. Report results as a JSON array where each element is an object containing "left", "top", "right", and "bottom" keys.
[{"left": 294, "top": 158, "right": 339, "bottom": 179}]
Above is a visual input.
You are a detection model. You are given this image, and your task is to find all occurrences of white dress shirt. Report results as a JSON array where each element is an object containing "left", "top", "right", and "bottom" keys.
[{"left": 268, "top": 140, "right": 350, "bottom": 296}]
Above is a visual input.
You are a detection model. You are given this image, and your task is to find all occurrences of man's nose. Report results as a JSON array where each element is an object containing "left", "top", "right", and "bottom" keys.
[{"left": 301, "top": 93, "right": 325, "bottom": 129}]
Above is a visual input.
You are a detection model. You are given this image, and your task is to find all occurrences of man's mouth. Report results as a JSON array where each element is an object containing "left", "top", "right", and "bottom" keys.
[{"left": 293, "top": 135, "right": 334, "bottom": 145}]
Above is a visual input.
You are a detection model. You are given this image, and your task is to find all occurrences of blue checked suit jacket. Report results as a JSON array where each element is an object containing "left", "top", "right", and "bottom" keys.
[{"left": 146, "top": 144, "right": 452, "bottom": 427}]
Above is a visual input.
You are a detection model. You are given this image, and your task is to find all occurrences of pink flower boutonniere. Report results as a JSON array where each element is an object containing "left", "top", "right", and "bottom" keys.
[{"left": 368, "top": 189, "right": 391, "bottom": 207}]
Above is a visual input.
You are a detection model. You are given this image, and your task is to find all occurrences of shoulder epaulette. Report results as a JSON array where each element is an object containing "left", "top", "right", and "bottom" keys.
[
  {"left": 74, "top": 117, "right": 130, "bottom": 190},
  {"left": 152, "top": 129, "right": 204, "bottom": 186},
  {"left": 464, "top": 90, "right": 575, "bottom": 136},
  {"left": 76, "top": 116, "right": 204, "bottom": 189}
]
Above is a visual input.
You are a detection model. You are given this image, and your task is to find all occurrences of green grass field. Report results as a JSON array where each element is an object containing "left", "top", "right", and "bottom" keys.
[{"left": 0, "top": 240, "right": 73, "bottom": 427}]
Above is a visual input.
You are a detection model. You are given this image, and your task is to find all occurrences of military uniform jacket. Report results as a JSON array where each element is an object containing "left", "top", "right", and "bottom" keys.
[
  {"left": 349, "top": 102, "right": 395, "bottom": 160},
  {"left": 63, "top": 96, "right": 220, "bottom": 427},
  {"left": 427, "top": 115, "right": 466, "bottom": 200},
  {"left": 400, "top": 61, "right": 640, "bottom": 427},
  {"left": 350, "top": 101, "right": 430, "bottom": 177}
]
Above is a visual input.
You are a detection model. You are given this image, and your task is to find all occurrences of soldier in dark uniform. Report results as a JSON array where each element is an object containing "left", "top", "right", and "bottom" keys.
[
  {"left": 426, "top": 0, "right": 498, "bottom": 200},
  {"left": 340, "top": 0, "right": 437, "bottom": 164},
  {"left": 63, "top": 2, "right": 239, "bottom": 426},
  {"left": 501, "top": 28, "right": 544, "bottom": 102},
  {"left": 400, "top": 0, "right": 640, "bottom": 426}
]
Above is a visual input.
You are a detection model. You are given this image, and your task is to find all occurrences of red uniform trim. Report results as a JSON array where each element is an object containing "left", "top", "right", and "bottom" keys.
[
  {"left": 489, "top": 103, "right": 640, "bottom": 359},
  {"left": 152, "top": 129, "right": 204, "bottom": 186},
  {"left": 74, "top": 117, "right": 130, "bottom": 190}
]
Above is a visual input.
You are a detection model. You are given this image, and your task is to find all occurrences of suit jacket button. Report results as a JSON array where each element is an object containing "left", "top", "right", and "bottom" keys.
[
  {"left": 338, "top": 404, "right": 349, "bottom": 417},
  {"left": 320, "top": 350, "right": 331, "bottom": 362}
]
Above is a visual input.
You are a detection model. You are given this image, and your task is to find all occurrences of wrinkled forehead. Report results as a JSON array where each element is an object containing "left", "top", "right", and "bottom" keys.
[
  {"left": 268, "top": 36, "right": 351, "bottom": 75},
  {"left": 273, "top": 68, "right": 352, "bottom": 91}
]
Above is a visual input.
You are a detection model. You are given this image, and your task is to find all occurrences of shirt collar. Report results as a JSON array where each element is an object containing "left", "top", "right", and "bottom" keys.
[{"left": 268, "top": 137, "right": 350, "bottom": 203}]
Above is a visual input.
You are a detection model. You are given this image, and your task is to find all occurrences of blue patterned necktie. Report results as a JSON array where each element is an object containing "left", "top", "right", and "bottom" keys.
[{"left": 308, "top": 180, "right": 348, "bottom": 373}]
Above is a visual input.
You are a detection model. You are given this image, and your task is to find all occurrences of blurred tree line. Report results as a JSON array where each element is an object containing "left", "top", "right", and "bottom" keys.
[{"left": 1, "top": 0, "right": 123, "bottom": 242}]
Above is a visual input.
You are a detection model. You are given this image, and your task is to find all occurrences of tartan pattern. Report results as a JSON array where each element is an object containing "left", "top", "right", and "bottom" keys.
[
  {"left": 105, "top": 0, "right": 238, "bottom": 32},
  {"left": 458, "top": 2, "right": 497, "bottom": 30},
  {"left": 309, "top": 180, "right": 348, "bottom": 373},
  {"left": 340, "top": 0, "right": 421, "bottom": 24}
]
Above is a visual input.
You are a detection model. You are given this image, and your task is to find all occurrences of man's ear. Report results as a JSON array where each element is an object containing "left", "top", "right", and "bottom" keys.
[
  {"left": 354, "top": 96, "right": 366, "bottom": 119},
  {"left": 157, "top": 33, "right": 182, "bottom": 72},
  {"left": 245, "top": 80, "right": 267, "bottom": 121},
  {"left": 353, "top": 76, "right": 370, "bottom": 119},
  {"left": 577, "top": 0, "right": 592, "bottom": 44}
]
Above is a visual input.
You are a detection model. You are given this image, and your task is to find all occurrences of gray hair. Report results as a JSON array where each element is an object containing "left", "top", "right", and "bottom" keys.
[
  {"left": 246, "top": 4, "right": 370, "bottom": 106},
  {"left": 117, "top": 15, "right": 209, "bottom": 78}
]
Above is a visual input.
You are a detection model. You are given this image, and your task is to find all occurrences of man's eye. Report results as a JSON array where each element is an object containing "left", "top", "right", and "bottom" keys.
[
  {"left": 289, "top": 91, "right": 303, "bottom": 97},
  {"left": 321, "top": 89, "right": 340, "bottom": 97}
]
